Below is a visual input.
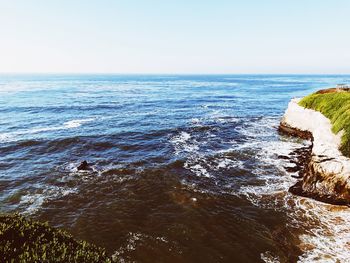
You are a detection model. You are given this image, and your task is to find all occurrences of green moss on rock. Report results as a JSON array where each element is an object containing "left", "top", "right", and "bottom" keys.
[
  {"left": 299, "top": 91, "right": 350, "bottom": 157},
  {"left": 0, "top": 213, "right": 112, "bottom": 262}
]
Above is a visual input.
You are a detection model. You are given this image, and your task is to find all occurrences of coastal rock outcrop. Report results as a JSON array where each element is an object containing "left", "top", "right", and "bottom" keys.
[{"left": 280, "top": 98, "right": 350, "bottom": 205}]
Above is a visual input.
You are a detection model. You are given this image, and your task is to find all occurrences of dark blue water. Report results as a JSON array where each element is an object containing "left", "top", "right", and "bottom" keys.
[{"left": 1, "top": 75, "right": 350, "bottom": 262}]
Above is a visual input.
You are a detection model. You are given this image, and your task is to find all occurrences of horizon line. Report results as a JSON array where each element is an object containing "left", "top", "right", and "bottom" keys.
[{"left": 1, "top": 72, "right": 350, "bottom": 76}]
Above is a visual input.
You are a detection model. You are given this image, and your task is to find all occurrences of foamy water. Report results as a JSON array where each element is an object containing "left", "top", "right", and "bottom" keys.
[
  {"left": 1, "top": 74, "right": 350, "bottom": 262},
  {"left": 171, "top": 115, "right": 350, "bottom": 262},
  {"left": 234, "top": 118, "right": 350, "bottom": 262}
]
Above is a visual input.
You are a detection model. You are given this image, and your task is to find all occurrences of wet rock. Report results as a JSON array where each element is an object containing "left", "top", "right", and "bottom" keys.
[
  {"left": 284, "top": 165, "right": 300, "bottom": 173},
  {"left": 278, "top": 122, "right": 313, "bottom": 140},
  {"left": 280, "top": 143, "right": 312, "bottom": 179},
  {"left": 77, "top": 160, "right": 92, "bottom": 171},
  {"left": 278, "top": 155, "right": 290, "bottom": 160}
]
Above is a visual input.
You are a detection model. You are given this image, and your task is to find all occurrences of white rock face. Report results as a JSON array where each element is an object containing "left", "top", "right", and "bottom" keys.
[{"left": 281, "top": 98, "right": 350, "bottom": 203}]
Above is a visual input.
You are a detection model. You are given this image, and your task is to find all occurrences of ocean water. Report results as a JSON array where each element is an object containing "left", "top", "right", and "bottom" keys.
[{"left": 1, "top": 74, "right": 350, "bottom": 262}]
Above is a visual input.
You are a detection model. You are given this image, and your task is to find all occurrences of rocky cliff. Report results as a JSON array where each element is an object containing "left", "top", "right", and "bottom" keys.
[{"left": 279, "top": 98, "right": 350, "bottom": 205}]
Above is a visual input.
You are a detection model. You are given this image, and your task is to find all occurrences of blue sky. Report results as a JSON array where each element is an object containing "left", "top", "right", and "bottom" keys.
[{"left": 0, "top": 0, "right": 349, "bottom": 74}]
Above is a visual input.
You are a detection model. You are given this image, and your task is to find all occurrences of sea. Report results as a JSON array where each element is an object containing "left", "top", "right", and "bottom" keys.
[{"left": 1, "top": 74, "right": 350, "bottom": 262}]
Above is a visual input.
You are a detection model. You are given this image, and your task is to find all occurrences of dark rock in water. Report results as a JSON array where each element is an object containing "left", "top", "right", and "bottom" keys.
[
  {"left": 281, "top": 143, "right": 312, "bottom": 178},
  {"left": 77, "top": 160, "right": 92, "bottom": 171},
  {"left": 278, "top": 122, "right": 313, "bottom": 140},
  {"left": 278, "top": 155, "right": 290, "bottom": 160},
  {"left": 284, "top": 165, "right": 300, "bottom": 173}
]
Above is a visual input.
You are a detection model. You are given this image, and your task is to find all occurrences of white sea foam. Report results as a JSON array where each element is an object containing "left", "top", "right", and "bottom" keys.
[
  {"left": 63, "top": 118, "right": 94, "bottom": 128},
  {"left": 0, "top": 126, "right": 66, "bottom": 142},
  {"left": 170, "top": 131, "right": 199, "bottom": 156},
  {"left": 295, "top": 200, "right": 350, "bottom": 263},
  {"left": 171, "top": 131, "right": 191, "bottom": 143},
  {"left": 112, "top": 232, "right": 175, "bottom": 262},
  {"left": 0, "top": 133, "right": 13, "bottom": 142},
  {"left": 170, "top": 117, "right": 255, "bottom": 178},
  {"left": 20, "top": 185, "right": 77, "bottom": 214},
  {"left": 216, "top": 158, "right": 236, "bottom": 169},
  {"left": 171, "top": 130, "right": 212, "bottom": 177},
  {"left": 0, "top": 118, "right": 95, "bottom": 143},
  {"left": 186, "top": 163, "right": 212, "bottom": 178},
  {"left": 111, "top": 232, "right": 144, "bottom": 262},
  {"left": 261, "top": 251, "right": 280, "bottom": 263}
]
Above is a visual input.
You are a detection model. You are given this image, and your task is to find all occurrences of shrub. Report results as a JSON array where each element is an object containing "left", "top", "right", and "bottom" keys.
[
  {"left": 0, "top": 213, "right": 112, "bottom": 262},
  {"left": 299, "top": 91, "right": 350, "bottom": 157}
]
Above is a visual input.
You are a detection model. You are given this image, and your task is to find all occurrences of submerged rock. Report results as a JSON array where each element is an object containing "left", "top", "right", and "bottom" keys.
[{"left": 280, "top": 98, "right": 350, "bottom": 205}]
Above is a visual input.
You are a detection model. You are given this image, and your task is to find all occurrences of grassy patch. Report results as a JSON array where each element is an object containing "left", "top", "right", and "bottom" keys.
[
  {"left": 0, "top": 213, "right": 112, "bottom": 262},
  {"left": 299, "top": 91, "right": 350, "bottom": 157}
]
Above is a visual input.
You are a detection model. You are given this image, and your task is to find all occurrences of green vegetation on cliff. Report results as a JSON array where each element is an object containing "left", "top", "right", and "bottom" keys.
[
  {"left": 0, "top": 213, "right": 112, "bottom": 262},
  {"left": 299, "top": 91, "right": 350, "bottom": 157}
]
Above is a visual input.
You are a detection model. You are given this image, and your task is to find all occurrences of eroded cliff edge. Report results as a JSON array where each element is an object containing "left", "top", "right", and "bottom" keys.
[{"left": 279, "top": 98, "right": 350, "bottom": 205}]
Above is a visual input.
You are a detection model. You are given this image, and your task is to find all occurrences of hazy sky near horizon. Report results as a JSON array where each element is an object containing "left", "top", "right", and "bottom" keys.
[{"left": 0, "top": 0, "right": 349, "bottom": 74}]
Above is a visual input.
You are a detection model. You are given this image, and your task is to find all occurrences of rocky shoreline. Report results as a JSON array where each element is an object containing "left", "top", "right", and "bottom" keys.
[{"left": 279, "top": 98, "right": 350, "bottom": 205}]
